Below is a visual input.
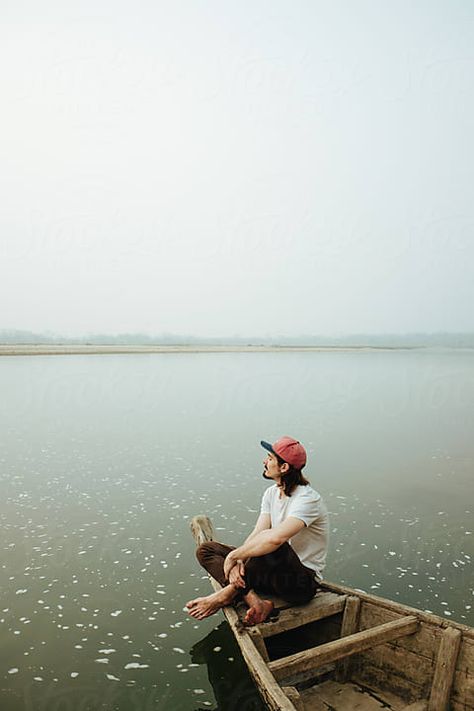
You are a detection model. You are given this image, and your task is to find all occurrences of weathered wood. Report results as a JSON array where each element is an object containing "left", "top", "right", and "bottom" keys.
[
  {"left": 456, "top": 636, "right": 474, "bottom": 674},
  {"left": 359, "top": 601, "right": 440, "bottom": 662},
  {"left": 298, "top": 685, "right": 329, "bottom": 711},
  {"left": 428, "top": 627, "right": 462, "bottom": 711},
  {"left": 226, "top": 608, "right": 298, "bottom": 711},
  {"left": 321, "top": 581, "right": 474, "bottom": 639},
  {"left": 336, "top": 595, "right": 361, "bottom": 682},
  {"left": 356, "top": 641, "right": 434, "bottom": 689},
  {"left": 300, "top": 679, "right": 409, "bottom": 711},
  {"left": 277, "top": 662, "right": 335, "bottom": 688},
  {"left": 353, "top": 660, "right": 425, "bottom": 706},
  {"left": 282, "top": 686, "right": 304, "bottom": 711},
  {"left": 355, "top": 648, "right": 473, "bottom": 708},
  {"left": 269, "top": 616, "right": 419, "bottom": 681},
  {"left": 258, "top": 592, "right": 346, "bottom": 638},
  {"left": 402, "top": 703, "right": 428, "bottom": 710},
  {"left": 451, "top": 701, "right": 474, "bottom": 711},
  {"left": 452, "top": 667, "right": 474, "bottom": 707},
  {"left": 190, "top": 514, "right": 216, "bottom": 545},
  {"left": 247, "top": 626, "right": 270, "bottom": 662}
]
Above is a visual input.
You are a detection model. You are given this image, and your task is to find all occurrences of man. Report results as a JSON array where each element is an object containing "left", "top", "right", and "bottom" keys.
[{"left": 186, "top": 436, "right": 329, "bottom": 625}]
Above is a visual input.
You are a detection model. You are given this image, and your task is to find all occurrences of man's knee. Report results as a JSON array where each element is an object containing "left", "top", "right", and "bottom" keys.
[
  {"left": 196, "top": 542, "right": 213, "bottom": 565},
  {"left": 196, "top": 541, "right": 218, "bottom": 565}
]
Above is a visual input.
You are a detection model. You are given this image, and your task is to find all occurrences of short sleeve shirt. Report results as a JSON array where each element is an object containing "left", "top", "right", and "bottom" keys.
[{"left": 260, "top": 484, "right": 329, "bottom": 579}]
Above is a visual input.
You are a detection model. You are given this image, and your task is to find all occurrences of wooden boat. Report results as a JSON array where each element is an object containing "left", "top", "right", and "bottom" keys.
[{"left": 191, "top": 515, "right": 473, "bottom": 711}]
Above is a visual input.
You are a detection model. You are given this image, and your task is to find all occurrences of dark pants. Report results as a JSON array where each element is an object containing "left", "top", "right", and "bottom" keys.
[{"left": 196, "top": 541, "right": 319, "bottom": 605}]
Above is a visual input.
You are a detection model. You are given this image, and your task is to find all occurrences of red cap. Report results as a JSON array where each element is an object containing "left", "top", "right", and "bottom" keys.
[{"left": 261, "top": 436, "right": 307, "bottom": 470}]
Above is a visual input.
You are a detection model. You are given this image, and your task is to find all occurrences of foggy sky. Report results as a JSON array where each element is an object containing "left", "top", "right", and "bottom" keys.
[{"left": 1, "top": 1, "right": 473, "bottom": 337}]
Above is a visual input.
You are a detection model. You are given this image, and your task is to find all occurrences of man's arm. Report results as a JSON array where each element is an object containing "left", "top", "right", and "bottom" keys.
[
  {"left": 242, "top": 513, "right": 271, "bottom": 546},
  {"left": 224, "top": 516, "right": 305, "bottom": 579},
  {"left": 226, "top": 513, "right": 271, "bottom": 588}
]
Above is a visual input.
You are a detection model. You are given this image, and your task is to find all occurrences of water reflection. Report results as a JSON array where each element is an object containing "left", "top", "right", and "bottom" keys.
[{"left": 190, "top": 622, "right": 265, "bottom": 711}]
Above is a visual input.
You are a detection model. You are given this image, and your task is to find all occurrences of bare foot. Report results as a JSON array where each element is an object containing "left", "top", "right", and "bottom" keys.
[
  {"left": 243, "top": 598, "right": 274, "bottom": 625},
  {"left": 186, "top": 586, "right": 237, "bottom": 620}
]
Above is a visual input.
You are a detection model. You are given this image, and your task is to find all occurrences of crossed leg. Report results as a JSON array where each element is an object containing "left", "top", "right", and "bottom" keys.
[{"left": 186, "top": 542, "right": 274, "bottom": 624}]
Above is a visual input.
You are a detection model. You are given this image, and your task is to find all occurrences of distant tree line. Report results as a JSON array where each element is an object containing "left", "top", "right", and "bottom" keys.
[{"left": 1, "top": 329, "right": 474, "bottom": 347}]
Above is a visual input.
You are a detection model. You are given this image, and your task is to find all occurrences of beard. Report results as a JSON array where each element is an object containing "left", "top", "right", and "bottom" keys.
[{"left": 262, "top": 468, "right": 272, "bottom": 480}]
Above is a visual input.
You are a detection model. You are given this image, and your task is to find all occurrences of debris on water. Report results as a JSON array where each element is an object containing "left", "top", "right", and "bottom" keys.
[{"left": 124, "top": 662, "right": 149, "bottom": 669}]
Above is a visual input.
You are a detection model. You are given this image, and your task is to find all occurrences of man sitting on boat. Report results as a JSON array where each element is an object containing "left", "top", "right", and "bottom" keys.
[{"left": 186, "top": 436, "right": 329, "bottom": 625}]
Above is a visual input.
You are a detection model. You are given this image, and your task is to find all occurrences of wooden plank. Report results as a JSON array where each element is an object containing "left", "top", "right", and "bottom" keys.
[
  {"left": 258, "top": 592, "right": 346, "bottom": 638},
  {"left": 353, "top": 660, "right": 425, "bottom": 706},
  {"left": 402, "top": 703, "right": 428, "bottom": 710},
  {"left": 224, "top": 608, "right": 299, "bottom": 711},
  {"left": 457, "top": 636, "right": 474, "bottom": 674},
  {"left": 190, "top": 514, "right": 216, "bottom": 544},
  {"left": 282, "top": 686, "right": 304, "bottom": 711},
  {"left": 355, "top": 641, "right": 434, "bottom": 689},
  {"left": 451, "top": 693, "right": 474, "bottom": 711},
  {"left": 321, "top": 581, "right": 474, "bottom": 639},
  {"left": 277, "top": 662, "right": 335, "bottom": 688},
  {"left": 301, "top": 679, "right": 407, "bottom": 711},
  {"left": 336, "top": 595, "right": 361, "bottom": 682},
  {"left": 247, "top": 626, "right": 270, "bottom": 662},
  {"left": 428, "top": 626, "right": 462, "bottom": 711},
  {"left": 452, "top": 668, "right": 474, "bottom": 707},
  {"left": 359, "top": 601, "right": 440, "bottom": 662},
  {"left": 297, "top": 685, "right": 329, "bottom": 711},
  {"left": 269, "top": 616, "right": 419, "bottom": 681},
  {"left": 360, "top": 601, "right": 474, "bottom": 676}
]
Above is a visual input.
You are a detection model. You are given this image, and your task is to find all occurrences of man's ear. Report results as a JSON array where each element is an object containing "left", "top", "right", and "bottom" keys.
[{"left": 280, "top": 462, "right": 290, "bottom": 474}]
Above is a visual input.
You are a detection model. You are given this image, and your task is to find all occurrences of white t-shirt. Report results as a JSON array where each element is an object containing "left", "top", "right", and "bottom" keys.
[{"left": 260, "top": 483, "right": 329, "bottom": 580}]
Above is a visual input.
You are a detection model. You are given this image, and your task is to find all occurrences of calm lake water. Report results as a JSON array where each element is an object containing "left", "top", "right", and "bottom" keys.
[{"left": 1, "top": 350, "right": 473, "bottom": 710}]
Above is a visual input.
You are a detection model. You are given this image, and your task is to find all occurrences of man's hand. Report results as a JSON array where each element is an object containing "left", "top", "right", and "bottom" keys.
[
  {"left": 223, "top": 551, "right": 244, "bottom": 585},
  {"left": 228, "top": 560, "right": 246, "bottom": 589},
  {"left": 223, "top": 551, "right": 236, "bottom": 580}
]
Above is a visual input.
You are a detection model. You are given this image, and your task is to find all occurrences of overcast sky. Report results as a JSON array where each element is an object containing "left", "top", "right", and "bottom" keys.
[{"left": 1, "top": 1, "right": 473, "bottom": 337}]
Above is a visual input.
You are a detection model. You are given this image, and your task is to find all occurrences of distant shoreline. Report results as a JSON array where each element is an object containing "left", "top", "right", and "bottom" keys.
[{"left": 0, "top": 344, "right": 423, "bottom": 356}]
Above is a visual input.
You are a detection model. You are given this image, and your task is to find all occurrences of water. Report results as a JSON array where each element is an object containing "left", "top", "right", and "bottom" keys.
[{"left": 0, "top": 350, "right": 473, "bottom": 710}]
